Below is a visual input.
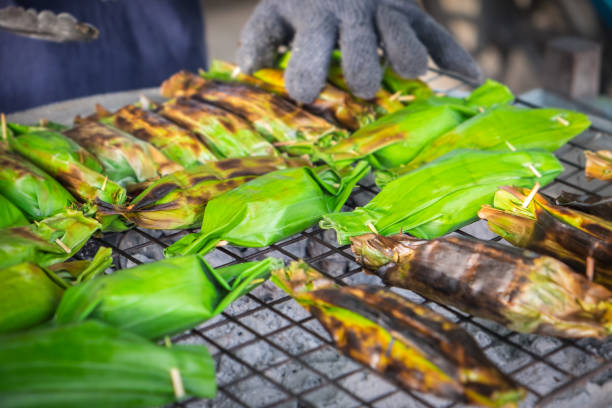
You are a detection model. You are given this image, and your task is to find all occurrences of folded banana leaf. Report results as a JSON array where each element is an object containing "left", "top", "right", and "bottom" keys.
[
  {"left": 272, "top": 262, "right": 524, "bottom": 407},
  {"left": 321, "top": 149, "right": 563, "bottom": 243},
  {"left": 555, "top": 191, "right": 612, "bottom": 220},
  {"left": 165, "top": 162, "right": 370, "bottom": 257},
  {"left": 64, "top": 121, "right": 183, "bottom": 187},
  {"left": 0, "top": 151, "right": 75, "bottom": 220},
  {"left": 376, "top": 106, "right": 590, "bottom": 181},
  {"left": 158, "top": 96, "right": 277, "bottom": 158},
  {"left": 0, "top": 193, "right": 28, "bottom": 229},
  {"left": 8, "top": 127, "right": 126, "bottom": 205},
  {"left": 100, "top": 156, "right": 304, "bottom": 229},
  {"left": 160, "top": 71, "right": 348, "bottom": 155},
  {"left": 316, "top": 80, "right": 515, "bottom": 168},
  {"left": 89, "top": 104, "right": 219, "bottom": 167},
  {"left": 0, "top": 209, "right": 101, "bottom": 269},
  {"left": 585, "top": 150, "right": 612, "bottom": 181},
  {"left": 207, "top": 60, "right": 376, "bottom": 130},
  {"left": 479, "top": 187, "right": 612, "bottom": 288},
  {"left": 55, "top": 256, "right": 281, "bottom": 340},
  {"left": 352, "top": 234, "right": 612, "bottom": 339},
  {"left": 0, "top": 248, "right": 112, "bottom": 334},
  {"left": 0, "top": 320, "right": 216, "bottom": 408}
]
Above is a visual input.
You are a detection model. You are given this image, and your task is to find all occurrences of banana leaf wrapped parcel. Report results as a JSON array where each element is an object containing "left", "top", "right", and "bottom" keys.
[
  {"left": 0, "top": 209, "right": 101, "bottom": 269},
  {"left": 272, "top": 262, "right": 524, "bottom": 407},
  {"left": 64, "top": 121, "right": 183, "bottom": 187},
  {"left": 206, "top": 59, "right": 376, "bottom": 130},
  {"left": 555, "top": 191, "right": 612, "bottom": 220},
  {"left": 8, "top": 126, "right": 126, "bottom": 205},
  {"left": 0, "top": 193, "right": 28, "bottom": 229},
  {"left": 377, "top": 106, "right": 589, "bottom": 182},
  {"left": 55, "top": 256, "right": 282, "bottom": 340},
  {"left": 160, "top": 71, "right": 348, "bottom": 155},
  {"left": 158, "top": 96, "right": 276, "bottom": 158},
  {"left": 321, "top": 150, "right": 563, "bottom": 243},
  {"left": 585, "top": 150, "right": 612, "bottom": 181},
  {"left": 352, "top": 234, "right": 612, "bottom": 339},
  {"left": 0, "top": 320, "right": 216, "bottom": 408},
  {"left": 0, "top": 151, "right": 75, "bottom": 220},
  {"left": 100, "top": 156, "right": 305, "bottom": 229},
  {"left": 479, "top": 187, "right": 612, "bottom": 288},
  {"left": 165, "top": 162, "right": 370, "bottom": 257}
]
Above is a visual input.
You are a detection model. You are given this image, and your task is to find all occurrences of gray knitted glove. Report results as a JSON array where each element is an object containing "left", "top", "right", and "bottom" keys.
[{"left": 237, "top": 0, "right": 482, "bottom": 103}]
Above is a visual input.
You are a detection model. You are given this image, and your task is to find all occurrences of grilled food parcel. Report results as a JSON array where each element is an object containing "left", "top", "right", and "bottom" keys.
[
  {"left": 272, "top": 262, "right": 525, "bottom": 407},
  {"left": 55, "top": 256, "right": 281, "bottom": 340},
  {"left": 585, "top": 150, "right": 612, "bottom": 181},
  {"left": 99, "top": 156, "right": 307, "bottom": 230},
  {"left": 0, "top": 151, "right": 76, "bottom": 221},
  {"left": 0, "top": 247, "right": 112, "bottom": 334},
  {"left": 555, "top": 191, "right": 612, "bottom": 220},
  {"left": 165, "top": 162, "right": 370, "bottom": 257},
  {"left": 321, "top": 149, "right": 563, "bottom": 244},
  {"left": 0, "top": 320, "right": 216, "bottom": 408},
  {"left": 160, "top": 70, "right": 349, "bottom": 156},
  {"left": 205, "top": 59, "right": 377, "bottom": 130},
  {"left": 81, "top": 104, "right": 219, "bottom": 168},
  {"left": 352, "top": 234, "right": 612, "bottom": 339},
  {"left": 479, "top": 186, "right": 612, "bottom": 289}
]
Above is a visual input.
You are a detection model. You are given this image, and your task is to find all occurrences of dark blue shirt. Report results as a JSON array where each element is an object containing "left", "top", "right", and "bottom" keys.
[{"left": 0, "top": 0, "right": 207, "bottom": 113}]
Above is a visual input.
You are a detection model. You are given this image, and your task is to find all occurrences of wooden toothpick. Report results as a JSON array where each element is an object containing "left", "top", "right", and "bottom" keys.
[
  {"left": 366, "top": 223, "right": 378, "bottom": 234},
  {"left": 55, "top": 238, "right": 71, "bottom": 254},
  {"left": 526, "top": 163, "right": 542, "bottom": 178},
  {"left": 505, "top": 141, "right": 517, "bottom": 152},
  {"left": 555, "top": 116, "right": 570, "bottom": 126},
  {"left": 216, "top": 240, "right": 229, "bottom": 247},
  {"left": 522, "top": 182, "right": 541, "bottom": 209},
  {"left": 169, "top": 368, "right": 185, "bottom": 399},
  {"left": 1, "top": 113, "right": 6, "bottom": 141},
  {"left": 101, "top": 176, "right": 108, "bottom": 192},
  {"left": 586, "top": 256, "right": 595, "bottom": 281}
]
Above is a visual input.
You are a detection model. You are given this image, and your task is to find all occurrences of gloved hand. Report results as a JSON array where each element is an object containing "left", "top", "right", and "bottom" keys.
[{"left": 237, "top": 0, "right": 482, "bottom": 103}]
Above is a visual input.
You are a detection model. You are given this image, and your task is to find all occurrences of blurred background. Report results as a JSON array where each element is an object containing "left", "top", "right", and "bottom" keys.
[{"left": 203, "top": 0, "right": 612, "bottom": 112}]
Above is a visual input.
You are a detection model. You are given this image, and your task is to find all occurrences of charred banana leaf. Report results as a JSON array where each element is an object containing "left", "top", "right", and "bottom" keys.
[
  {"left": 352, "top": 234, "right": 612, "bottom": 339},
  {"left": 0, "top": 320, "right": 216, "bottom": 408},
  {"left": 161, "top": 71, "right": 348, "bottom": 154},
  {"left": 101, "top": 156, "right": 302, "bottom": 229},
  {"left": 100, "top": 104, "right": 218, "bottom": 167},
  {"left": 165, "top": 162, "right": 370, "bottom": 257},
  {"left": 55, "top": 256, "right": 281, "bottom": 340},
  {"left": 0, "top": 209, "right": 101, "bottom": 269},
  {"left": 0, "top": 151, "right": 75, "bottom": 220},
  {"left": 321, "top": 150, "right": 563, "bottom": 243},
  {"left": 479, "top": 187, "right": 612, "bottom": 288},
  {"left": 207, "top": 60, "right": 376, "bottom": 130},
  {"left": 585, "top": 150, "right": 612, "bottom": 181},
  {"left": 272, "top": 262, "right": 524, "bottom": 407},
  {"left": 0, "top": 193, "right": 28, "bottom": 229},
  {"left": 158, "top": 96, "right": 276, "bottom": 158},
  {"left": 8, "top": 127, "right": 126, "bottom": 205},
  {"left": 64, "top": 121, "right": 182, "bottom": 187},
  {"left": 555, "top": 191, "right": 612, "bottom": 220}
]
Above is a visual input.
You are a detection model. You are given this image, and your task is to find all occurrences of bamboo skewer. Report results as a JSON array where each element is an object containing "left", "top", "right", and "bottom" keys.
[
  {"left": 169, "top": 367, "right": 185, "bottom": 399},
  {"left": 522, "top": 182, "right": 541, "bottom": 209},
  {"left": 55, "top": 238, "right": 71, "bottom": 254}
]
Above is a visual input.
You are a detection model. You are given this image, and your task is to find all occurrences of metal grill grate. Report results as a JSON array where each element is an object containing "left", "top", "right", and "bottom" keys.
[{"left": 79, "top": 70, "right": 612, "bottom": 408}]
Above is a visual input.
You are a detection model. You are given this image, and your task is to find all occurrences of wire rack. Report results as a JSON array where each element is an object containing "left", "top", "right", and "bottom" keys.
[{"left": 79, "top": 70, "right": 612, "bottom": 408}]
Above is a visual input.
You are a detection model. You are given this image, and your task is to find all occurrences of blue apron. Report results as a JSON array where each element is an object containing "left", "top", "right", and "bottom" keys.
[{"left": 0, "top": 0, "right": 207, "bottom": 113}]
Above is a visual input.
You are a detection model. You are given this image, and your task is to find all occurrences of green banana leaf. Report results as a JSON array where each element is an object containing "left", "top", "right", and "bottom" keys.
[
  {"left": 95, "top": 104, "right": 219, "bottom": 168},
  {"left": 0, "top": 193, "right": 28, "bottom": 229},
  {"left": 64, "top": 121, "right": 183, "bottom": 187},
  {"left": 377, "top": 106, "right": 590, "bottom": 182},
  {"left": 207, "top": 59, "right": 376, "bottom": 130},
  {"left": 321, "top": 149, "right": 563, "bottom": 243},
  {"left": 8, "top": 127, "right": 126, "bottom": 205},
  {"left": 0, "top": 247, "right": 112, "bottom": 334},
  {"left": 160, "top": 71, "right": 348, "bottom": 155},
  {"left": 0, "top": 209, "right": 101, "bottom": 269},
  {"left": 382, "top": 67, "right": 434, "bottom": 100},
  {"left": 0, "top": 151, "right": 75, "bottom": 220},
  {"left": 0, "top": 320, "right": 216, "bottom": 408},
  {"left": 55, "top": 256, "right": 282, "bottom": 340},
  {"left": 165, "top": 162, "right": 370, "bottom": 257},
  {"left": 272, "top": 262, "right": 525, "bottom": 407},
  {"left": 158, "top": 96, "right": 277, "bottom": 158},
  {"left": 315, "top": 80, "right": 514, "bottom": 168}
]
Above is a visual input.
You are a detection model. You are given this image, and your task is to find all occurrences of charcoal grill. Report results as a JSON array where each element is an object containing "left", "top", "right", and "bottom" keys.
[{"left": 8, "top": 69, "right": 612, "bottom": 408}]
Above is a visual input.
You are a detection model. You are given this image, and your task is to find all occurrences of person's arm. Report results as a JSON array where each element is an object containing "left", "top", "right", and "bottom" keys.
[
  {"left": 0, "top": 4, "right": 98, "bottom": 42},
  {"left": 237, "top": 0, "right": 481, "bottom": 103}
]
